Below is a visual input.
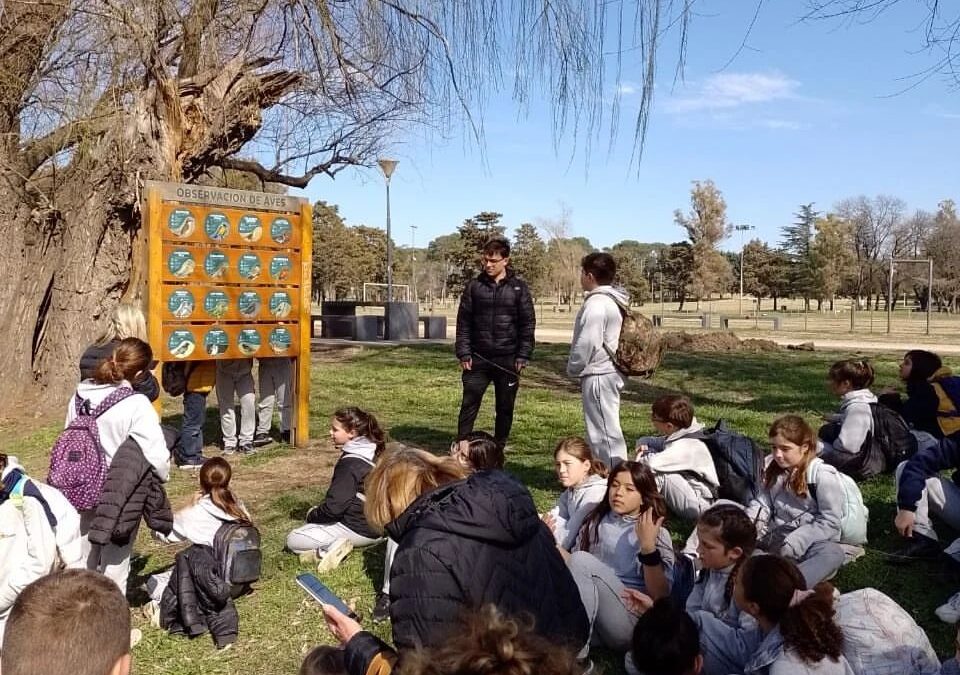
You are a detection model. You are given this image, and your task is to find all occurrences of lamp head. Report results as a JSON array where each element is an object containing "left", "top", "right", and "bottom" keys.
[{"left": 378, "top": 158, "right": 399, "bottom": 181}]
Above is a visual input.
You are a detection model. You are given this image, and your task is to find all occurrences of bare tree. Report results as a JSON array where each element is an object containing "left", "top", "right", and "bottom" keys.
[
  {"left": 835, "top": 195, "right": 905, "bottom": 309},
  {"left": 673, "top": 180, "right": 732, "bottom": 301}
]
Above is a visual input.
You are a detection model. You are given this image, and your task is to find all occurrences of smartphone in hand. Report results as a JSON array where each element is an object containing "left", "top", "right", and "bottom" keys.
[{"left": 296, "top": 573, "right": 359, "bottom": 620}]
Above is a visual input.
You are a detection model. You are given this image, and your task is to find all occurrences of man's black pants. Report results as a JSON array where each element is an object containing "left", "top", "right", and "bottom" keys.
[{"left": 457, "top": 355, "right": 520, "bottom": 447}]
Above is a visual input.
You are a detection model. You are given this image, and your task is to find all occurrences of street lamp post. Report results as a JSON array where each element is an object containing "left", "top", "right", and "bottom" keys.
[
  {"left": 377, "top": 159, "right": 398, "bottom": 303},
  {"left": 410, "top": 224, "right": 418, "bottom": 305},
  {"left": 734, "top": 224, "right": 755, "bottom": 316}
]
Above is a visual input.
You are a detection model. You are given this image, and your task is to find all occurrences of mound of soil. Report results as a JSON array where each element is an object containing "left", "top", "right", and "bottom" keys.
[{"left": 662, "top": 331, "right": 781, "bottom": 354}]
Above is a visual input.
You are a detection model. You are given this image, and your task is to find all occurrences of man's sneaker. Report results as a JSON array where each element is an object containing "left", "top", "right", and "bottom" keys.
[
  {"left": 317, "top": 538, "right": 354, "bottom": 573},
  {"left": 937, "top": 591, "right": 960, "bottom": 623},
  {"left": 222, "top": 445, "right": 237, "bottom": 456},
  {"left": 253, "top": 433, "right": 275, "bottom": 448},
  {"left": 371, "top": 593, "right": 391, "bottom": 623},
  {"left": 177, "top": 458, "right": 204, "bottom": 471},
  {"left": 280, "top": 430, "right": 291, "bottom": 444},
  {"left": 887, "top": 533, "right": 942, "bottom": 563},
  {"left": 238, "top": 443, "right": 257, "bottom": 456}
]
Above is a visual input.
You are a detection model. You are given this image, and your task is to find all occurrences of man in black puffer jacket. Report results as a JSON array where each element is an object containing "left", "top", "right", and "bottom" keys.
[{"left": 455, "top": 237, "right": 536, "bottom": 448}]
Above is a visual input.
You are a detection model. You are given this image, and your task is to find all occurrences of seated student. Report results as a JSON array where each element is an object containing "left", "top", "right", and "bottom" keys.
[
  {"left": 880, "top": 349, "right": 952, "bottom": 442},
  {"left": 323, "top": 603, "right": 582, "bottom": 675},
  {"left": 625, "top": 598, "right": 703, "bottom": 675},
  {"left": 817, "top": 359, "right": 877, "bottom": 464},
  {"left": 747, "top": 415, "right": 845, "bottom": 587},
  {"left": 543, "top": 437, "right": 608, "bottom": 552},
  {"left": 1, "top": 569, "right": 132, "bottom": 675},
  {"left": 566, "top": 461, "right": 675, "bottom": 653},
  {"left": 300, "top": 646, "right": 346, "bottom": 675},
  {"left": 286, "top": 407, "right": 386, "bottom": 571},
  {"left": 734, "top": 555, "right": 853, "bottom": 675},
  {"left": 448, "top": 430, "right": 505, "bottom": 472},
  {"left": 144, "top": 457, "right": 251, "bottom": 624},
  {"left": 636, "top": 395, "right": 719, "bottom": 521}
]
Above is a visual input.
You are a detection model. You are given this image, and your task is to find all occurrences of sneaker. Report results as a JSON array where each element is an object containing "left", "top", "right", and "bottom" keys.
[
  {"left": 372, "top": 593, "right": 391, "bottom": 623},
  {"left": 887, "top": 533, "right": 942, "bottom": 563},
  {"left": 280, "top": 430, "right": 291, "bottom": 444},
  {"left": 141, "top": 600, "right": 161, "bottom": 628},
  {"left": 937, "top": 591, "right": 960, "bottom": 623},
  {"left": 238, "top": 443, "right": 257, "bottom": 455},
  {"left": 253, "top": 432, "right": 275, "bottom": 448},
  {"left": 130, "top": 628, "right": 143, "bottom": 648},
  {"left": 298, "top": 549, "right": 320, "bottom": 564},
  {"left": 222, "top": 445, "right": 237, "bottom": 456},
  {"left": 316, "top": 538, "right": 354, "bottom": 573},
  {"left": 177, "top": 458, "right": 204, "bottom": 471}
]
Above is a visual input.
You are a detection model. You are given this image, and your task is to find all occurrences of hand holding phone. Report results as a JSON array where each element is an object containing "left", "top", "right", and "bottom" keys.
[{"left": 296, "top": 573, "right": 358, "bottom": 619}]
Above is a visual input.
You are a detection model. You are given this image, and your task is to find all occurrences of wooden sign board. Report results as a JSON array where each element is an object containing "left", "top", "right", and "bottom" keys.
[{"left": 145, "top": 181, "right": 312, "bottom": 446}]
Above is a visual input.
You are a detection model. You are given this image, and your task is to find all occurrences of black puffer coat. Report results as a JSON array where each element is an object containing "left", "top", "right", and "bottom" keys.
[
  {"left": 79, "top": 340, "right": 160, "bottom": 401},
  {"left": 88, "top": 437, "right": 172, "bottom": 546},
  {"left": 385, "top": 470, "right": 588, "bottom": 651},
  {"left": 159, "top": 544, "right": 238, "bottom": 649},
  {"left": 455, "top": 270, "right": 535, "bottom": 361}
]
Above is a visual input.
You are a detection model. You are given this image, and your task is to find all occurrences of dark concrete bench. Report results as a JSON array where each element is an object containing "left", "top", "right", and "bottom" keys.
[{"left": 419, "top": 316, "right": 448, "bottom": 339}]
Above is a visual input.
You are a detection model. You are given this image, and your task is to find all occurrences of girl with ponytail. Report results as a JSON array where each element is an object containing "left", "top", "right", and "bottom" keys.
[
  {"left": 734, "top": 554, "right": 852, "bottom": 674},
  {"left": 543, "top": 437, "right": 609, "bottom": 551}
]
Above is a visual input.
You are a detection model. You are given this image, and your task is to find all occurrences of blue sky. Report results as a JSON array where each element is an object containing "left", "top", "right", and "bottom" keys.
[{"left": 296, "top": 2, "right": 959, "bottom": 252}]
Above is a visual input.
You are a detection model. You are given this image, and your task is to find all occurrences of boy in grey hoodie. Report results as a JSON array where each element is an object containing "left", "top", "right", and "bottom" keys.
[{"left": 567, "top": 252, "right": 628, "bottom": 468}]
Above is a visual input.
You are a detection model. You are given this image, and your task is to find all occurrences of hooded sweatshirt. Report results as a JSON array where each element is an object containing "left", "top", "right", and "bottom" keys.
[
  {"left": 824, "top": 389, "right": 877, "bottom": 455},
  {"left": 574, "top": 511, "right": 676, "bottom": 591},
  {"left": 744, "top": 625, "right": 855, "bottom": 675},
  {"left": 547, "top": 473, "right": 608, "bottom": 551},
  {"left": 567, "top": 286, "right": 629, "bottom": 377},
  {"left": 305, "top": 436, "right": 378, "bottom": 538},
  {"left": 66, "top": 380, "right": 170, "bottom": 482},
  {"left": 158, "top": 495, "right": 249, "bottom": 547},
  {"left": 641, "top": 418, "right": 719, "bottom": 496}
]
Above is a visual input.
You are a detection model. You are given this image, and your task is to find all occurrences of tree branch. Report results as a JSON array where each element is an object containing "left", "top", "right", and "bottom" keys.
[{"left": 218, "top": 154, "right": 363, "bottom": 188}]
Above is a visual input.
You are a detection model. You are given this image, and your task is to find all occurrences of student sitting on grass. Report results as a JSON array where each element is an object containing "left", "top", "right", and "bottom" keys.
[
  {"left": 286, "top": 407, "right": 386, "bottom": 572},
  {"left": 1, "top": 569, "right": 132, "bottom": 675},
  {"left": 447, "top": 430, "right": 504, "bottom": 472},
  {"left": 625, "top": 598, "right": 703, "bottom": 675},
  {"left": 635, "top": 395, "right": 719, "bottom": 521},
  {"left": 817, "top": 359, "right": 877, "bottom": 465},
  {"left": 881, "top": 349, "right": 960, "bottom": 445},
  {"left": 747, "top": 415, "right": 846, "bottom": 587},
  {"left": 542, "top": 437, "right": 609, "bottom": 552}
]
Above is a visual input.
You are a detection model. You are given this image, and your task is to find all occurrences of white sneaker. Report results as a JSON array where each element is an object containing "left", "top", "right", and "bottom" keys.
[
  {"left": 130, "top": 628, "right": 143, "bottom": 648},
  {"left": 298, "top": 549, "right": 320, "bottom": 564},
  {"left": 936, "top": 591, "right": 960, "bottom": 624},
  {"left": 317, "top": 538, "right": 354, "bottom": 573}
]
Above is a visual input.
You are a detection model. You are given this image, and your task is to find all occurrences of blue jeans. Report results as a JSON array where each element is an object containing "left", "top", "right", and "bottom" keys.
[{"left": 179, "top": 391, "right": 208, "bottom": 462}]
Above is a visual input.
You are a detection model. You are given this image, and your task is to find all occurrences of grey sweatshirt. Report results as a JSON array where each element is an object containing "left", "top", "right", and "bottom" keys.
[
  {"left": 567, "top": 286, "right": 629, "bottom": 377},
  {"left": 574, "top": 511, "right": 675, "bottom": 592},
  {"left": 547, "top": 474, "right": 608, "bottom": 551},
  {"left": 824, "top": 388, "right": 877, "bottom": 455}
]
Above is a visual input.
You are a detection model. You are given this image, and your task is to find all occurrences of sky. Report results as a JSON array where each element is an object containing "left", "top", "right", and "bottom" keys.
[{"left": 294, "top": 2, "right": 960, "bottom": 253}]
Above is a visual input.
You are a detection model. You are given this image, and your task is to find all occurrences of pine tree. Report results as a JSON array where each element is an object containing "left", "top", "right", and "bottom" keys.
[
  {"left": 780, "top": 203, "right": 819, "bottom": 309},
  {"left": 511, "top": 223, "right": 548, "bottom": 295}
]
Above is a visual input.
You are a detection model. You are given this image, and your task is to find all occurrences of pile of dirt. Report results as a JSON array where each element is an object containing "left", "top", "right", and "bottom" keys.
[{"left": 662, "top": 331, "right": 781, "bottom": 354}]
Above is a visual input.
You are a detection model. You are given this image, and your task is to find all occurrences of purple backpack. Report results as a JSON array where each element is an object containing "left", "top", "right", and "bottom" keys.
[{"left": 48, "top": 387, "right": 135, "bottom": 511}]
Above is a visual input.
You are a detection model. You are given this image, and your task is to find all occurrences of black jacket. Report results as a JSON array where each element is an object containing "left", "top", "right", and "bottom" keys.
[
  {"left": 160, "top": 544, "right": 239, "bottom": 649},
  {"left": 80, "top": 340, "right": 160, "bottom": 402},
  {"left": 88, "top": 438, "right": 173, "bottom": 546},
  {"left": 384, "top": 470, "right": 588, "bottom": 651},
  {"left": 455, "top": 270, "right": 535, "bottom": 362},
  {"left": 879, "top": 381, "right": 943, "bottom": 439},
  {"left": 898, "top": 436, "right": 960, "bottom": 512},
  {"left": 305, "top": 440, "right": 378, "bottom": 539}
]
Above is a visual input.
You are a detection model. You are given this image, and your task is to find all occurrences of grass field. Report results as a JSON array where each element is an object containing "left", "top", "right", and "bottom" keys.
[{"left": 3, "top": 342, "right": 959, "bottom": 673}]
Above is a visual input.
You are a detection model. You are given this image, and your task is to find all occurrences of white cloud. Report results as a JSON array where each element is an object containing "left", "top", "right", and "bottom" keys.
[
  {"left": 617, "top": 83, "right": 638, "bottom": 95},
  {"left": 665, "top": 71, "right": 801, "bottom": 113}
]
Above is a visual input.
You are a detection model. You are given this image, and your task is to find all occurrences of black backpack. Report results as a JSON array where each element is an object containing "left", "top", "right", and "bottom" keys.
[
  {"left": 161, "top": 362, "right": 189, "bottom": 397},
  {"left": 870, "top": 402, "right": 918, "bottom": 471},
  {"left": 689, "top": 420, "right": 765, "bottom": 505},
  {"left": 213, "top": 522, "right": 262, "bottom": 593}
]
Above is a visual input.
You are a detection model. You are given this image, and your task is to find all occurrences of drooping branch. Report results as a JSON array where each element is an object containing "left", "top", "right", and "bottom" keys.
[{"left": 218, "top": 154, "right": 363, "bottom": 188}]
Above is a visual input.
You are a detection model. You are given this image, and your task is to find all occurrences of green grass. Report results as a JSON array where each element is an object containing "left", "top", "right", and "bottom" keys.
[{"left": 3, "top": 343, "right": 959, "bottom": 673}]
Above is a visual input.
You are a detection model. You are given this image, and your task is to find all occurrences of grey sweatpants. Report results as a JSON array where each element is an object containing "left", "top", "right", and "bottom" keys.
[
  {"left": 567, "top": 550, "right": 637, "bottom": 653},
  {"left": 794, "top": 540, "right": 846, "bottom": 587},
  {"left": 257, "top": 357, "right": 291, "bottom": 435},
  {"left": 286, "top": 521, "right": 381, "bottom": 554},
  {"left": 581, "top": 372, "right": 627, "bottom": 468},
  {"left": 895, "top": 460, "right": 960, "bottom": 541},
  {"left": 80, "top": 511, "right": 133, "bottom": 594},
  {"left": 216, "top": 359, "right": 255, "bottom": 447},
  {"left": 656, "top": 473, "right": 715, "bottom": 522}
]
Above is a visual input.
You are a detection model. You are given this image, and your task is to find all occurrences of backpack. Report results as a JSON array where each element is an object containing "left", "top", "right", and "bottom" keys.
[
  {"left": 869, "top": 402, "right": 917, "bottom": 470},
  {"left": 161, "top": 362, "right": 189, "bottom": 397},
  {"left": 48, "top": 387, "right": 135, "bottom": 511},
  {"left": 806, "top": 458, "right": 868, "bottom": 545},
  {"left": 835, "top": 588, "right": 940, "bottom": 675},
  {"left": 689, "top": 420, "right": 765, "bottom": 505},
  {"left": 932, "top": 374, "right": 960, "bottom": 437},
  {"left": 213, "top": 521, "right": 262, "bottom": 590},
  {"left": 591, "top": 292, "right": 665, "bottom": 378}
]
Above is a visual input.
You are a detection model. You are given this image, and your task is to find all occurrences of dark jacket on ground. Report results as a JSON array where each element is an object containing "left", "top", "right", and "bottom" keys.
[
  {"left": 383, "top": 469, "right": 589, "bottom": 652},
  {"left": 79, "top": 340, "right": 160, "bottom": 402},
  {"left": 455, "top": 270, "right": 535, "bottom": 362},
  {"left": 305, "top": 437, "right": 378, "bottom": 539},
  {"left": 159, "top": 544, "right": 238, "bottom": 649},
  {"left": 897, "top": 436, "right": 960, "bottom": 511},
  {"left": 88, "top": 437, "right": 173, "bottom": 546}
]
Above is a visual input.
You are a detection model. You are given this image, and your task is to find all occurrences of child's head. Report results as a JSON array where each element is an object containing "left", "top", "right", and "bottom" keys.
[
  {"left": 97, "top": 302, "right": 147, "bottom": 345},
  {"left": 766, "top": 415, "right": 817, "bottom": 496},
  {"left": 827, "top": 359, "right": 874, "bottom": 394},
  {"left": 199, "top": 457, "right": 250, "bottom": 524},
  {"left": 93, "top": 337, "right": 153, "bottom": 385},
  {"left": 1, "top": 569, "right": 131, "bottom": 675},
  {"left": 696, "top": 504, "right": 757, "bottom": 571},
  {"left": 364, "top": 447, "right": 468, "bottom": 533},
  {"left": 330, "top": 407, "right": 386, "bottom": 456},
  {"left": 901, "top": 350, "right": 942, "bottom": 383},
  {"left": 734, "top": 555, "right": 843, "bottom": 666},
  {"left": 299, "top": 645, "right": 346, "bottom": 675},
  {"left": 630, "top": 598, "right": 703, "bottom": 675},
  {"left": 650, "top": 395, "right": 694, "bottom": 435},
  {"left": 449, "top": 431, "right": 504, "bottom": 471},
  {"left": 553, "top": 437, "right": 607, "bottom": 489},
  {"left": 579, "top": 461, "right": 666, "bottom": 551},
  {"left": 580, "top": 251, "right": 617, "bottom": 289}
]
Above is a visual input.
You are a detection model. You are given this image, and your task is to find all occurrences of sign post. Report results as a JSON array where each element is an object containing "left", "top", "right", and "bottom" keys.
[{"left": 145, "top": 181, "right": 312, "bottom": 445}]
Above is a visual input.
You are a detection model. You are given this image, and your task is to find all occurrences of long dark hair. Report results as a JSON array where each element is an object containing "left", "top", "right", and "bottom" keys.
[
  {"left": 698, "top": 504, "right": 757, "bottom": 603},
  {"left": 334, "top": 407, "right": 387, "bottom": 457},
  {"left": 738, "top": 555, "right": 843, "bottom": 665},
  {"left": 577, "top": 461, "right": 666, "bottom": 553},
  {"left": 904, "top": 349, "right": 942, "bottom": 383}
]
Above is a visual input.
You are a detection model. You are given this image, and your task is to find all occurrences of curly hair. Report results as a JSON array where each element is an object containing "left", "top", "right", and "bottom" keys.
[
  {"left": 577, "top": 461, "right": 666, "bottom": 553},
  {"left": 739, "top": 555, "right": 844, "bottom": 665},
  {"left": 399, "top": 605, "right": 582, "bottom": 675}
]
